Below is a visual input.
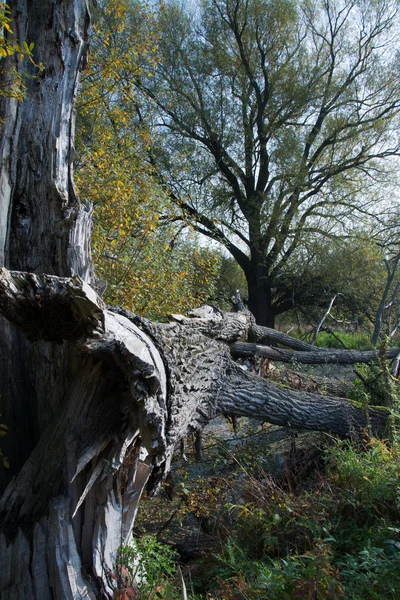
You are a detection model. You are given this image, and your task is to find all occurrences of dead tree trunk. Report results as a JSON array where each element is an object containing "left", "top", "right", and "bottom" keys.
[
  {"left": 0, "top": 271, "right": 392, "bottom": 598},
  {"left": 0, "top": 0, "right": 92, "bottom": 492},
  {"left": 0, "top": 1, "right": 104, "bottom": 597},
  {"left": 230, "top": 341, "right": 399, "bottom": 364}
]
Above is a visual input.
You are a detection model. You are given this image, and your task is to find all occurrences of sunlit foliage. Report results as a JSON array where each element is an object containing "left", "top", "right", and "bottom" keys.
[
  {"left": 0, "top": 3, "right": 38, "bottom": 102},
  {"left": 75, "top": 0, "right": 219, "bottom": 319}
]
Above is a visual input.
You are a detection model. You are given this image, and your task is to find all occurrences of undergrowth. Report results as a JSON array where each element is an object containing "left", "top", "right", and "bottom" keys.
[
  {"left": 187, "top": 435, "right": 400, "bottom": 599},
  {"left": 127, "top": 362, "right": 400, "bottom": 599}
]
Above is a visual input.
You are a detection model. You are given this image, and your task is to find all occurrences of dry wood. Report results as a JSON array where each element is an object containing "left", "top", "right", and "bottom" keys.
[{"left": 230, "top": 340, "right": 399, "bottom": 364}]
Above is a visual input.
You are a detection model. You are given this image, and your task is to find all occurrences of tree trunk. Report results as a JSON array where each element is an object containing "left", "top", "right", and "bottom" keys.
[
  {"left": 230, "top": 341, "right": 398, "bottom": 364},
  {"left": 371, "top": 253, "right": 400, "bottom": 347},
  {"left": 246, "top": 263, "right": 275, "bottom": 327},
  {"left": 0, "top": 1, "right": 105, "bottom": 597},
  {"left": 0, "top": 0, "right": 92, "bottom": 490}
]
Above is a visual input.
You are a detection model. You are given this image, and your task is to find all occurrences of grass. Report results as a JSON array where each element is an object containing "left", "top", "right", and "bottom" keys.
[
  {"left": 314, "top": 330, "right": 373, "bottom": 350},
  {"left": 287, "top": 329, "right": 374, "bottom": 350}
]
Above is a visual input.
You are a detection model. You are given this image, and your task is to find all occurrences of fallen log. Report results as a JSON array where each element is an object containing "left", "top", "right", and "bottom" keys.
[
  {"left": 230, "top": 341, "right": 399, "bottom": 364},
  {"left": 231, "top": 290, "right": 328, "bottom": 352},
  {"left": 248, "top": 323, "right": 328, "bottom": 351},
  {"left": 262, "top": 365, "right": 353, "bottom": 397},
  {"left": 218, "top": 363, "right": 387, "bottom": 436},
  {"left": 0, "top": 271, "right": 392, "bottom": 598}
]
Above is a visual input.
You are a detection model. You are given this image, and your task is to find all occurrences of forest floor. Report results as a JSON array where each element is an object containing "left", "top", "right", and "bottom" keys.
[{"left": 132, "top": 360, "right": 400, "bottom": 599}]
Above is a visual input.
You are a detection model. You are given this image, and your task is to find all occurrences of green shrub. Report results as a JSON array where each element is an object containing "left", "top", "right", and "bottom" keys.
[
  {"left": 328, "top": 438, "right": 400, "bottom": 516},
  {"left": 337, "top": 544, "right": 400, "bottom": 600},
  {"left": 193, "top": 434, "right": 400, "bottom": 598},
  {"left": 116, "top": 535, "right": 177, "bottom": 598}
]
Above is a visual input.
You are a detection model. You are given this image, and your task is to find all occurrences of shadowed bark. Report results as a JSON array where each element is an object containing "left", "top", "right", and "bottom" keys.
[{"left": 230, "top": 341, "right": 399, "bottom": 364}]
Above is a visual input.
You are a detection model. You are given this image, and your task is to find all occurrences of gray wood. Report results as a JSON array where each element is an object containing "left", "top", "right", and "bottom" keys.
[{"left": 230, "top": 341, "right": 399, "bottom": 364}]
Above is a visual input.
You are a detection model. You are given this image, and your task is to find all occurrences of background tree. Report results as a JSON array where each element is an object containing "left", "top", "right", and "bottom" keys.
[
  {"left": 278, "top": 232, "right": 387, "bottom": 326},
  {"left": 132, "top": 0, "right": 400, "bottom": 326},
  {"left": 212, "top": 255, "right": 248, "bottom": 309},
  {"left": 369, "top": 210, "right": 400, "bottom": 345},
  {"left": 75, "top": 0, "right": 219, "bottom": 319}
]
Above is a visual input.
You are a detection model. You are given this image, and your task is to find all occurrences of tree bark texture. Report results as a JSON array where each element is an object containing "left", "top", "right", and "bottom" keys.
[
  {"left": 0, "top": 0, "right": 93, "bottom": 489},
  {"left": 0, "top": 0, "right": 92, "bottom": 278},
  {"left": 0, "top": 271, "right": 392, "bottom": 598},
  {"left": 230, "top": 341, "right": 399, "bottom": 364}
]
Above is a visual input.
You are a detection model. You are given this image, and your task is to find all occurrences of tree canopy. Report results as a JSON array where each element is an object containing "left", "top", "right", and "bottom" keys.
[{"left": 130, "top": 0, "right": 400, "bottom": 325}]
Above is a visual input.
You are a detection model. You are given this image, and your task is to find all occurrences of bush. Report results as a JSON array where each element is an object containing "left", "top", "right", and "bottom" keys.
[
  {"left": 116, "top": 535, "right": 178, "bottom": 599},
  {"left": 328, "top": 438, "right": 400, "bottom": 516},
  {"left": 191, "top": 434, "right": 400, "bottom": 598},
  {"left": 337, "top": 545, "right": 400, "bottom": 600}
]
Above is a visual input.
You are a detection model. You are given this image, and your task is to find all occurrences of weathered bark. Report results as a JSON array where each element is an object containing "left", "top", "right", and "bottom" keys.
[
  {"left": 0, "top": 0, "right": 92, "bottom": 491},
  {"left": 0, "top": 269, "right": 392, "bottom": 598},
  {"left": 218, "top": 364, "right": 387, "bottom": 436},
  {"left": 0, "top": 1, "right": 107, "bottom": 597},
  {"left": 230, "top": 341, "right": 399, "bottom": 364},
  {"left": 0, "top": 0, "right": 91, "bottom": 277},
  {"left": 0, "top": 272, "right": 167, "bottom": 598},
  {"left": 0, "top": 271, "right": 391, "bottom": 444}
]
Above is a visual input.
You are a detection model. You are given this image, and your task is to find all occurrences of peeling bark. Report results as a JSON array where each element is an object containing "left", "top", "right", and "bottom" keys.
[{"left": 0, "top": 269, "right": 392, "bottom": 599}]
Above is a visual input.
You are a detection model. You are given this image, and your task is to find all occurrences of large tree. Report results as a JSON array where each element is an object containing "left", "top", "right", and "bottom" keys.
[
  {"left": 0, "top": 1, "right": 396, "bottom": 598},
  {"left": 133, "top": 0, "right": 400, "bottom": 326}
]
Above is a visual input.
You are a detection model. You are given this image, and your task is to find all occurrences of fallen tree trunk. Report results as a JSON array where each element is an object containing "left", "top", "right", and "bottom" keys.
[
  {"left": 230, "top": 341, "right": 398, "bottom": 364},
  {"left": 218, "top": 364, "right": 387, "bottom": 435},
  {"left": 231, "top": 290, "right": 329, "bottom": 351},
  {"left": 0, "top": 270, "right": 392, "bottom": 598},
  {"left": 263, "top": 367, "right": 353, "bottom": 398},
  {"left": 248, "top": 322, "right": 329, "bottom": 351}
]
